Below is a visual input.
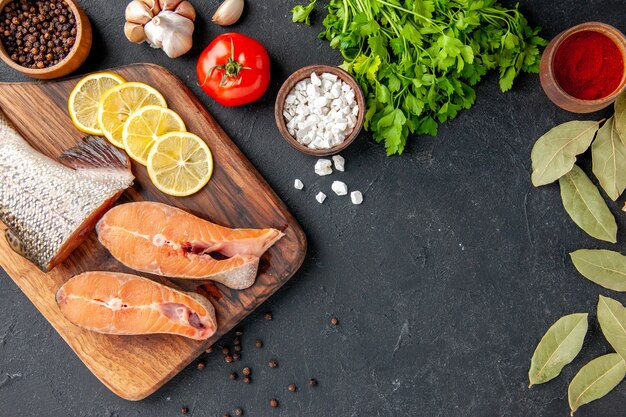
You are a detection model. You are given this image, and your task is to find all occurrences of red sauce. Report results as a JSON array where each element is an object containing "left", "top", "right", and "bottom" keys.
[{"left": 553, "top": 30, "right": 624, "bottom": 100}]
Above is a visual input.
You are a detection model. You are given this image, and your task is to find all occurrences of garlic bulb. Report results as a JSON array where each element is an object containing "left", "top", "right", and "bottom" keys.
[
  {"left": 212, "top": 0, "right": 244, "bottom": 26},
  {"left": 144, "top": 11, "right": 194, "bottom": 58},
  {"left": 124, "top": 0, "right": 195, "bottom": 58}
]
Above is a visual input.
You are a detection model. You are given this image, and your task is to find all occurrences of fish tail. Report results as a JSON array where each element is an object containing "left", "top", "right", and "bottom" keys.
[{"left": 57, "top": 136, "right": 131, "bottom": 172}]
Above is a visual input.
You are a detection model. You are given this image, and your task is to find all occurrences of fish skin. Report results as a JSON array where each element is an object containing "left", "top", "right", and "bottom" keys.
[
  {"left": 56, "top": 271, "right": 217, "bottom": 340},
  {"left": 0, "top": 110, "right": 134, "bottom": 271},
  {"left": 96, "top": 202, "right": 284, "bottom": 289}
]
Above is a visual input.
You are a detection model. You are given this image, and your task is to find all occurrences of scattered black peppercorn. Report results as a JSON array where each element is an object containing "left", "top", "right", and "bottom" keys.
[
  {"left": 242, "top": 367, "right": 251, "bottom": 376},
  {"left": 264, "top": 312, "right": 273, "bottom": 321},
  {"left": 235, "top": 329, "right": 243, "bottom": 336},
  {"left": 233, "top": 337, "right": 241, "bottom": 346},
  {"left": 243, "top": 376, "right": 251, "bottom": 384},
  {"left": 223, "top": 414, "right": 231, "bottom": 417},
  {"left": 181, "top": 406, "right": 189, "bottom": 415},
  {"left": 233, "top": 345, "right": 242, "bottom": 353},
  {"left": 269, "top": 399, "right": 278, "bottom": 408},
  {"left": 309, "top": 378, "right": 318, "bottom": 387},
  {"left": 255, "top": 339, "right": 263, "bottom": 348},
  {"left": 225, "top": 355, "right": 233, "bottom": 363},
  {"left": 234, "top": 407, "right": 244, "bottom": 416},
  {"left": 205, "top": 347, "right": 213, "bottom": 354},
  {"left": 229, "top": 371, "right": 238, "bottom": 380},
  {"left": 196, "top": 361, "right": 205, "bottom": 370},
  {"left": 233, "top": 353, "right": 241, "bottom": 361},
  {"left": 330, "top": 317, "right": 339, "bottom": 326},
  {"left": 288, "top": 384, "right": 297, "bottom": 392},
  {"left": 268, "top": 359, "right": 278, "bottom": 368},
  {"left": 0, "top": 0, "right": 76, "bottom": 69},
  {"left": 222, "top": 347, "right": 230, "bottom": 355}
]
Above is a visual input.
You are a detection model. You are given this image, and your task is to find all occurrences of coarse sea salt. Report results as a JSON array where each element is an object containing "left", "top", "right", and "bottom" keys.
[
  {"left": 284, "top": 72, "right": 359, "bottom": 150},
  {"left": 332, "top": 155, "right": 345, "bottom": 172},
  {"left": 316, "top": 192, "right": 327, "bottom": 204},
  {"left": 294, "top": 179, "right": 304, "bottom": 190},
  {"left": 350, "top": 191, "right": 363, "bottom": 205},
  {"left": 315, "top": 159, "right": 333, "bottom": 176},
  {"left": 331, "top": 181, "right": 348, "bottom": 196}
]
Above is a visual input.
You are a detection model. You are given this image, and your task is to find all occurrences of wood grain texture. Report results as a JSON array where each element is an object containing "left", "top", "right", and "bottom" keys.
[{"left": 0, "top": 63, "right": 307, "bottom": 400}]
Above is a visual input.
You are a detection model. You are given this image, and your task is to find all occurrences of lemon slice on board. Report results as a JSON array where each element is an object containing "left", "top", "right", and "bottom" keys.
[
  {"left": 97, "top": 82, "right": 167, "bottom": 148},
  {"left": 68, "top": 72, "right": 126, "bottom": 135},
  {"left": 122, "top": 105, "right": 186, "bottom": 165},
  {"left": 147, "top": 132, "right": 214, "bottom": 197}
]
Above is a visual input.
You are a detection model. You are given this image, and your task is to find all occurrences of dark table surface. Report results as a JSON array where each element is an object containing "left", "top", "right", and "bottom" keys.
[{"left": 2, "top": 0, "right": 626, "bottom": 416}]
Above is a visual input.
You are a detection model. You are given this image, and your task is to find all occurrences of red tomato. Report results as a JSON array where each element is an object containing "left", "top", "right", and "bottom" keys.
[{"left": 197, "top": 33, "right": 271, "bottom": 107}]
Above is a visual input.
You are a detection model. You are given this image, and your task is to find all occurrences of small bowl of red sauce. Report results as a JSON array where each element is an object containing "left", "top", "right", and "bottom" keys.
[{"left": 540, "top": 22, "right": 626, "bottom": 113}]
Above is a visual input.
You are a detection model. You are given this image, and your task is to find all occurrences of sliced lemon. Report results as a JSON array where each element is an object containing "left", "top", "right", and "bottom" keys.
[
  {"left": 68, "top": 72, "right": 126, "bottom": 135},
  {"left": 122, "top": 105, "right": 186, "bottom": 165},
  {"left": 97, "top": 82, "right": 167, "bottom": 148},
  {"left": 147, "top": 132, "right": 214, "bottom": 197}
]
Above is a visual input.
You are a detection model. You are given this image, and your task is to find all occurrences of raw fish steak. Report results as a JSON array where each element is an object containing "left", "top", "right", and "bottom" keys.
[
  {"left": 96, "top": 202, "right": 283, "bottom": 289},
  {"left": 56, "top": 271, "right": 217, "bottom": 340}
]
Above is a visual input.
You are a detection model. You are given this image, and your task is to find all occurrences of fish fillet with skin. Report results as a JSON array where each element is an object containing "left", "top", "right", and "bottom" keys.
[
  {"left": 56, "top": 271, "right": 217, "bottom": 340},
  {"left": 97, "top": 202, "right": 284, "bottom": 289},
  {"left": 0, "top": 109, "right": 134, "bottom": 271}
]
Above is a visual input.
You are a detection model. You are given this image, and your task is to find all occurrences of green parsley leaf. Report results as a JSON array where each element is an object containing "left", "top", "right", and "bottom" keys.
[{"left": 291, "top": 0, "right": 316, "bottom": 25}]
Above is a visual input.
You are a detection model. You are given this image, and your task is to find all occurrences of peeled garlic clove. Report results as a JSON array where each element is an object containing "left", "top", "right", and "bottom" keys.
[
  {"left": 125, "top": 0, "right": 154, "bottom": 24},
  {"left": 175, "top": 1, "right": 195, "bottom": 21},
  {"left": 144, "top": 11, "right": 194, "bottom": 58},
  {"left": 159, "top": 0, "right": 181, "bottom": 11},
  {"left": 212, "top": 0, "right": 244, "bottom": 26},
  {"left": 124, "top": 21, "right": 146, "bottom": 43}
]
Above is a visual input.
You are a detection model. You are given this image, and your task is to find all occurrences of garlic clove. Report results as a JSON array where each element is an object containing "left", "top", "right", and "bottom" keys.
[
  {"left": 174, "top": 1, "right": 195, "bottom": 21},
  {"left": 138, "top": 0, "right": 161, "bottom": 16},
  {"left": 124, "top": 21, "right": 146, "bottom": 43},
  {"left": 158, "top": 0, "right": 181, "bottom": 11},
  {"left": 212, "top": 0, "right": 244, "bottom": 26},
  {"left": 125, "top": 0, "right": 154, "bottom": 25},
  {"left": 143, "top": 11, "right": 194, "bottom": 58}
]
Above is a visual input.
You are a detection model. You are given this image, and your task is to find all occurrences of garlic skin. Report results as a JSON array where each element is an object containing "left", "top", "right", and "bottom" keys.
[
  {"left": 124, "top": 0, "right": 195, "bottom": 57},
  {"left": 125, "top": 0, "right": 154, "bottom": 25},
  {"left": 124, "top": 22, "right": 146, "bottom": 43},
  {"left": 144, "top": 11, "right": 194, "bottom": 58},
  {"left": 212, "top": 0, "right": 244, "bottom": 26}
]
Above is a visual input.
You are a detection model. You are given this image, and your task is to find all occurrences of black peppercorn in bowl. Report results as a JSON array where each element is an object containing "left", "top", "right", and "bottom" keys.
[{"left": 0, "top": 0, "right": 92, "bottom": 79}]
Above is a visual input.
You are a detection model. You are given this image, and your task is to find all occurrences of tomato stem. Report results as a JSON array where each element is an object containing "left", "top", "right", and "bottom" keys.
[{"left": 203, "top": 37, "right": 251, "bottom": 87}]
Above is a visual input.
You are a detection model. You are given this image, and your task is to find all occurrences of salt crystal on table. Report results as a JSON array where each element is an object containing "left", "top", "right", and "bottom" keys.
[
  {"left": 332, "top": 155, "right": 345, "bottom": 171},
  {"left": 294, "top": 179, "right": 304, "bottom": 190},
  {"left": 351, "top": 191, "right": 363, "bottom": 205},
  {"left": 332, "top": 181, "right": 348, "bottom": 196},
  {"left": 314, "top": 159, "right": 333, "bottom": 176},
  {"left": 316, "top": 192, "right": 327, "bottom": 204}
]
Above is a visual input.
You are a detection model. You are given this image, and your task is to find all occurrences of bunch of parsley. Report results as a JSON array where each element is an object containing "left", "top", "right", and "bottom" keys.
[{"left": 292, "top": 0, "right": 546, "bottom": 155}]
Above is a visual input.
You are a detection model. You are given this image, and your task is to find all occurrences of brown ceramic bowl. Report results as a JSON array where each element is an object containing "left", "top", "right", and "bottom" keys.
[
  {"left": 275, "top": 65, "right": 365, "bottom": 156},
  {"left": 539, "top": 22, "right": 626, "bottom": 113},
  {"left": 0, "top": 0, "right": 92, "bottom": 79}
]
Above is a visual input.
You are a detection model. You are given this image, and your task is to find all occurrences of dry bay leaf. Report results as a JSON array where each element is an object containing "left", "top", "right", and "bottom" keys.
[
  {"left": 568, "top": 353, "right": 626, "bottom": 415},
  {"left": 614, "top": 93, "right": 626, "bottom": 140},
  {"left": 571, "top": 249, "right": 626, "bottom": 291},
  {"left": 531, "top": 120, "right": 601, "bottom": 187},
  {"left": 559, "top": 165, "right": 617, "bottom": 243},
  {"left": 597, "top": 296, "right": 626, "bottom": 362},
  {"left": 592, "top": 117, "right": 626, "bottom": 201},
  {"left": 528, "top": 313, "right": 588, "bottom": 387}
]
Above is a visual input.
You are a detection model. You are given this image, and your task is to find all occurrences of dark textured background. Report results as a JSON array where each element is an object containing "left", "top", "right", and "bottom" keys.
[{"left": 1, "top": 0, "right": 626, "bottom": 416}]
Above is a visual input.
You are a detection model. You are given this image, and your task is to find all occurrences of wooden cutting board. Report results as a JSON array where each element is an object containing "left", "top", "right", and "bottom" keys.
[{"left": 0, "top": 64, "right": 307, "bottom": 400}]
